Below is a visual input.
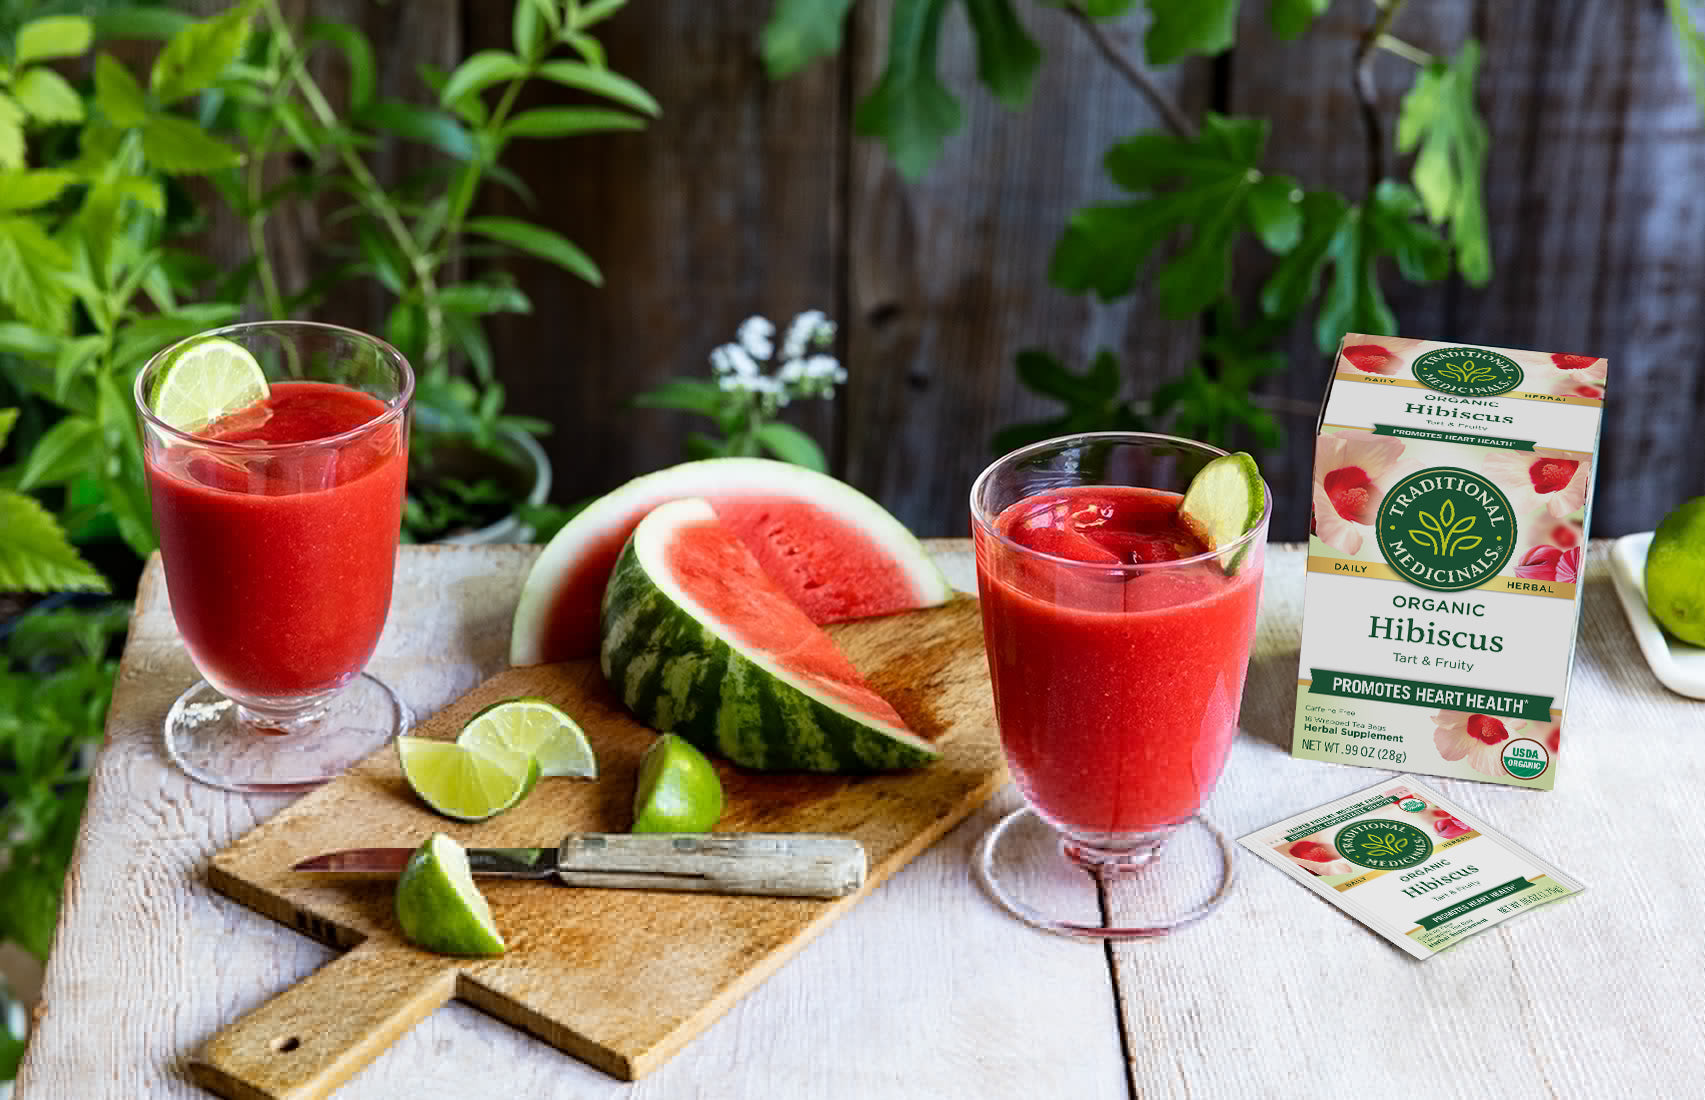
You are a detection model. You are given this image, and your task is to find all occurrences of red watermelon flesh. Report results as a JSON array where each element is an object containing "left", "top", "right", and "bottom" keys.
[
  {"left": 512, "top": 459, "right": 953, "bottom": 666},
  {"left": 536, "top": 496, "right": 935, "bottom": 662},
  {"left": 663, "top": 512, "right": 909, "bottom": 723}
]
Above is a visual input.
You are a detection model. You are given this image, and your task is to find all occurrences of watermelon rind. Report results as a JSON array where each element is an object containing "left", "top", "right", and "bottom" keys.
[
  {"left": 510, "top": 458, "right": 952, "bottom": 666},
  {"left": 600, "top": 498, "right": 940, "bottom": 773}
]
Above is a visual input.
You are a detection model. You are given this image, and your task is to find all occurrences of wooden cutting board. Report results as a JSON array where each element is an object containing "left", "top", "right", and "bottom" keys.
[{"left": 194, "top": 596, "right": 1004, "bottom": 1099}]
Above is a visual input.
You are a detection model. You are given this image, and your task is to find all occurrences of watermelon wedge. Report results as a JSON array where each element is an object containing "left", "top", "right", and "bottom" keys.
[
  {"left": 601, "top": 498, "right": 939, "bottom": 772},
  {"left": 510, "top": 458, "right": 951, "bottom": 666}
]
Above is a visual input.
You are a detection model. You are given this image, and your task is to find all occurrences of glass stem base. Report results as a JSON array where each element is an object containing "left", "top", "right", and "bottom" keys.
[
  {"left": 975, "top": 806, "right": 1236, "bottom": 940},
  {"left": 163, "top": 673, "right": 411, "bottom": 793}
]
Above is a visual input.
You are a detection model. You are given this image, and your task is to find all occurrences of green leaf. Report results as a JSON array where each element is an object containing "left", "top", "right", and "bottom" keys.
[
  {"left": 0, "top": 490, "right": 108, "bottom": 592},
  {"left": 52, "top": 334, "right": 102, "bottom": 402},
  {"left": 1315, "top": 206, "right": 1395, "bottom": 352},
  {"left": 437, "top": 281, "right": 532, "bottom": 314},
  {"left": 94, "top": 53, "right": 150, "bottom": 127},
  {"left": 1014, "top": 347, "right": 1119, "bottom": 404},
  {"left": 756, "top": 421, "right": 828, "bottom": 471},
  {"left": 0, "top": 407, "right": 16, "bottom": 450},
  {"left": 0, "top": 216, "right": 73, "bottom": 330},
  {"left": 1259, "top": 189, "right": 1347, "bottom": 318},
  {"left": 1052, "top": 114, "right": 1269, "bottom": 314},
  {"left": 0, "top": 322, "right": 55, "bottom": 358},
  {"left": 440, "top": 50, "right": 526, "bottom": 107},
  {"left": 16, "top": 15, "right": 93, "bottom": 64},
  {"left": 465, "top": 216, "right": 602, "bottom": 285},
  {"left": 762, "top": 0, "right": 855, "bottom": 78},
  {"left": 633, "top": 377, "right": 724, "bottom": 415},
  {"left": 534, "top": 60, "right": 661, "bottom": 116},
  {"left": 141, "top": 114, "right": 243, "bottom": 174},
  {"left": 0, "top": 96, "right": 22, "bottom": 171},
  {"left": 1269, "top": 0, "right": 1330, "bottom": 39},
  {"left": 0, "top": 169, "right": 76, "bottom": 212},
  {"left": 513, "top": 0, "right": 548, "bottom": 58},
  {"left": 93, "top": 6, "right": 194, "bottom": 40},
  {"left": 16, "top": 415, "right": 100, "bottom": 491},
  {"left": 12, "top": 69, "right": 85, "bottom": 124},
  {"left": 1669, "top": 0, "right": 1705, "bottom": 118},
  {"left": 501, "top": 106, "right": 645, "bottom": 139},
  {"left": 1244, "top": 173, "right": 1302, "bottom": 252},
  {"left": 1396, "top": 40, "right": 1491, "bottom": 285},
  {"left": 1144, "top": 0, "right": 1238, "bottom": 66},
  {"left": 962, "top": 0, "right": 1041, "bottom": 108},
  {"left": 359, "top": 99, "right": 476, "bottom": 160},
  {"left": 150, "top": 1, "right": 256, "bottom": 105},
  {"left": 1364, "top": 179, "right": 1449, "bottom": 283},
  {"left": 852, "top": 0, "right": 961, "bottom": 180},
  {"left": 306, "top": 20, "right": 376, "bottom": 114},
  {"left": 566, "top": 31, "right": 605, "bottom": 67},
  {"left": 575, "top": 0, "right": 629, "bottom": 29}
]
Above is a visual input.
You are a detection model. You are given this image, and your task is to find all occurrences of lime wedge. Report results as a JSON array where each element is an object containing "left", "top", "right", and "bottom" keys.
[
  {"left": 632, "top": 733, "right": 724, "bottom": 834},
  {"left": 147, "top": 337, "right": 269, "bottom": 433},
  {"left": 458, "top": 697, "right": 596, "bottom": 779},
  {"left": 397, "top": 736, "right": 539, "bottom": 822},
  {"left": 1178, "top": 451, "right": 1266, "bottom": 573},
  {"left": 395, "top": 834, "right": 505, "bottom": 957}
]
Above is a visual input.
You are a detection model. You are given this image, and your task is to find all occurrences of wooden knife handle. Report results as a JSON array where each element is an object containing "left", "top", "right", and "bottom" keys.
[
  {"left": 554, "top": 832, "right": 867, "bottom": 899},
  {"left": 190, "top": 942, "right": 458, "bottom": 1100}
]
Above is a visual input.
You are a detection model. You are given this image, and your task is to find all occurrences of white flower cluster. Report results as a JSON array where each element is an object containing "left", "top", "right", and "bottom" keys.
[{"left": 710, "top": 311, "right": 844, "bottom": 415}]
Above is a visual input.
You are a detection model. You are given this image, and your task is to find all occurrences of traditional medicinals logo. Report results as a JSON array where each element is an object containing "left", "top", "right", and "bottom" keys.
[
  {"left": 1376, "top": 467, "right": 1515, "bottom": 592},
  {"left": 1334, "top": 820, "right": 1434, "bottom": 870},
  {"left": 1411, "top": 346, "right": 1524, "bottom": 396}
]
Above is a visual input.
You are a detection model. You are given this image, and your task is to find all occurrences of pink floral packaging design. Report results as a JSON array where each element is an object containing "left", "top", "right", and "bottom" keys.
[
  {"left": 1294, "top": 335, "right": 1606, "bottom": 789},
  {"left": 1240, "top": 778, "right": 1584, "bottom": 959}
]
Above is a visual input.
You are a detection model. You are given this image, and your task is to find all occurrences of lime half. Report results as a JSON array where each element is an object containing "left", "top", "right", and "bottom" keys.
[
  {"left": 397, "top": 736, "right": 539, "bottom": 822},
  {"left": 632, "top": 733, "right": 724, "bottom": 834},
  {"left": 1178, "top": 451, "right": 1265, "bottom": 573},
  {"left": 458, "top": 697, "right": 596, "bottom": 779},
  {"left": 147, "top": 337, "right": 269, "bottom": 433},
  {"left": 395, "top": 833, "right": 505, "bottom": 957}
]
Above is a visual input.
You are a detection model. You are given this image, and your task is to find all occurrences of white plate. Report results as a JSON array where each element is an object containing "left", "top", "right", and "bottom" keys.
[{"left": 1608, "top": 531, "right": 1705, "bottom": 699}]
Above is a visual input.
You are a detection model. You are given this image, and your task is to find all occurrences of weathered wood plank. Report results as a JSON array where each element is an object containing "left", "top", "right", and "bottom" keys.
[{"left": 841, "top": 2, "right": 1211, "bottom": 534}]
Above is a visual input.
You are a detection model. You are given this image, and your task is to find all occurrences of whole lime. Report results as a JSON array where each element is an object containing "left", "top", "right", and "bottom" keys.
[{"left": 1646, "top": 496, "right": 1705, "bottom": 646}]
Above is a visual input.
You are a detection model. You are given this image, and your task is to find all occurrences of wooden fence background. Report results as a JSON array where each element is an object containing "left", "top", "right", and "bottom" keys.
[{"left": 277, "top": 0, "right": 1705, "bottom": 539}]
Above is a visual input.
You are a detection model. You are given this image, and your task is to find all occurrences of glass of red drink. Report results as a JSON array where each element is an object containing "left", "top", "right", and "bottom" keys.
[
  {"left": 970, "top": 432, "right": 1269, "bottom": 938},
  {"left": 134, "top": 322, "right": 414, "bottom": 792}
]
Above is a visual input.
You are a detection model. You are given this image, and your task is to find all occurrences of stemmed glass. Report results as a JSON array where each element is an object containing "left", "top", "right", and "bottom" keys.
[
  {"left": 134, "top": 322, "right": 414, "bottom": 792},
  {"left": 970, "top": 432, "right": 1269, "bottom": 938}
]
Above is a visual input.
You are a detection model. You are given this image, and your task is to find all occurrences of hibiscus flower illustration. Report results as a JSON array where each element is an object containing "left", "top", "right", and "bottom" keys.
[
  {"left": 1280, "top": 836, "right": 1354, "bottom": 877},
  {"left": 1432, "top": 710, "right": 1518, "bottom": 777},
  {"left": 1545, "top": 354, "right": 1607, "bottom": 400},
  {"left": 1342, "top": 343, "right": 1402, "bottom": 375},
  {"left": 1481, "top": 449, "right": 1590, "bottom": 519},
  {"left": 1514, "top": 544, "right": 1582, "bottom": 583},
  {"left": 1312, "top": 430, "right": 1407, "bottom": 555}
]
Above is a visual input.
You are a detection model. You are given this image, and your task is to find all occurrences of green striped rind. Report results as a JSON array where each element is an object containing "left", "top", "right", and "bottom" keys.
[{"left": 600, "top": 531, "right": 939, "bottom": 774}]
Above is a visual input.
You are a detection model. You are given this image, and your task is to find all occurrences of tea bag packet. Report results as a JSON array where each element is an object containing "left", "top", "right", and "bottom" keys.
[
  {"left": 1296, "top": 336, "right": 1605, "bottom": 788},
  {"left": 1240, "top": 778, "right": 1584, "bottom": 959}
]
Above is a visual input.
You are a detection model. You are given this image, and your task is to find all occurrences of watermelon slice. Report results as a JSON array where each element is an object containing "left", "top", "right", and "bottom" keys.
[
  {"left": 600, "top": 498, "right": 939, "bottom": 773},
  {"left": 511, "top": 458, "right": 951, "bottom": 666}
]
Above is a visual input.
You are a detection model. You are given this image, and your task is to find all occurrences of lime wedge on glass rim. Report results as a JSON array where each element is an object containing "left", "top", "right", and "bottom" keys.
[
  {"left": 1177, "top": 451, "right": 1265, "bottom": 573},
  {"left": 632, "top": 733, "right": 724, "bottom": 834},
  {"left": 457, "top": 697, "right": 596, "bottom": 779},
  {"left": 397, "top": 736, "right": 540, "bottom": 822},
  {"left": 394, "top": 833, "right": 505, "bottom": 957},
  {"left": 147, "top": 337, "right": 269, "bottom": 433}
]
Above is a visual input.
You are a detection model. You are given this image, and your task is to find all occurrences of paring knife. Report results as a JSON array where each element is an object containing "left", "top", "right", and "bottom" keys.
[{"left": 292, "top": 832, "right": 867, "bottom": 899}]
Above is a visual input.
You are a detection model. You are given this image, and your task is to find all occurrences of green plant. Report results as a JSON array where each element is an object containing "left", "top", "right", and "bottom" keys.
[
  {"left": 0, "top": 0, "right": 654, "bottom": 559},
  {"left": 634, "top": 311, "right": 845, "bottom": 472},
  {"left": 761, "top": 1, "right": 1489, "bottom": 453},
  {"left": 0, "top": 602, "right": 128, "bottom": 964}
]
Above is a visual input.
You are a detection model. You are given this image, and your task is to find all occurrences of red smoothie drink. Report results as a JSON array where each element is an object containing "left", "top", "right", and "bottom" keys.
[
  {"left": 146, "top": 381, "right": 408, "bottom": 702},
  {"left": 975, "top": 485, "right": 1263, "bottom": 839}
]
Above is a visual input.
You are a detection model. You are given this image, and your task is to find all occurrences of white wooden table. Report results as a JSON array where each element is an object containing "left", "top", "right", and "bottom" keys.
[{"left": 16, "top": 541, "right": 1705, "bottom": 1098}]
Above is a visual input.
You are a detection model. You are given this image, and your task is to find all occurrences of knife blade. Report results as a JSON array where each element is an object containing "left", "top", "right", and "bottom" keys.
[{"left": 292, "top": 832, "right": 867, "bottom": 899}]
